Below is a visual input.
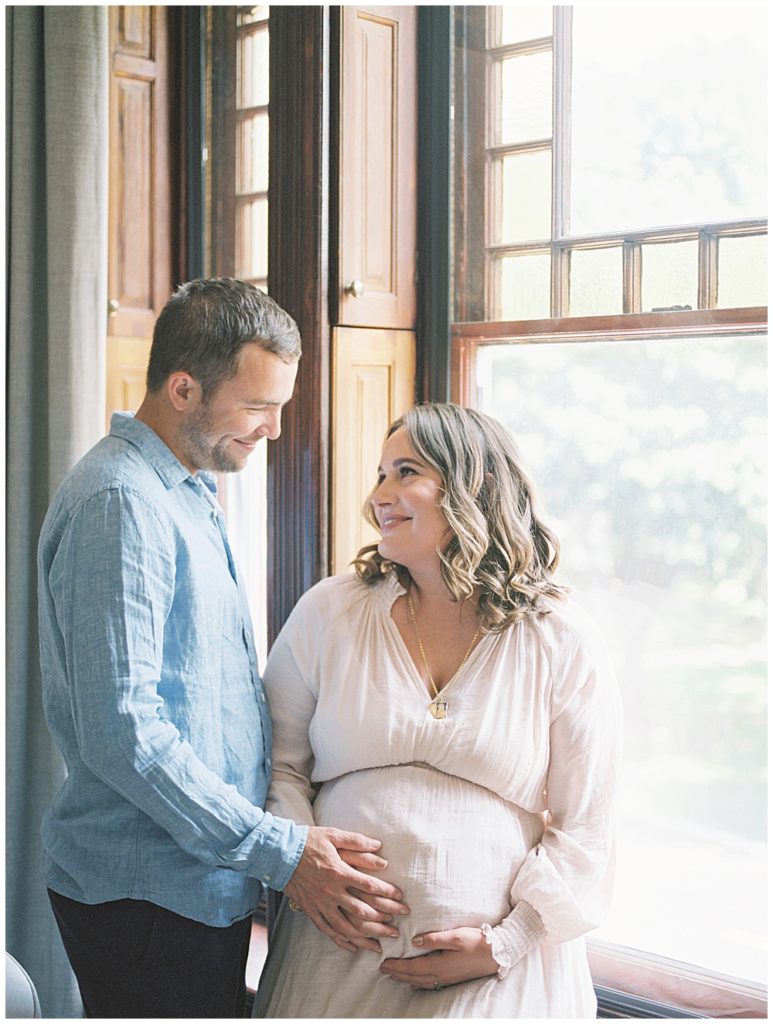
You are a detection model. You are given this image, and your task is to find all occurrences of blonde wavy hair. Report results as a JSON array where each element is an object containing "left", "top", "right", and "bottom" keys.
[{"left": 353, "top": 402, "right": 568, "bottom": 632}]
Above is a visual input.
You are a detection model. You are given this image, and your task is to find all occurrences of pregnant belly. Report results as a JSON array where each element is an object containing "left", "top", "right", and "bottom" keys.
[{"left": 313, "top": 763, "right": 541, "bottom": 961}]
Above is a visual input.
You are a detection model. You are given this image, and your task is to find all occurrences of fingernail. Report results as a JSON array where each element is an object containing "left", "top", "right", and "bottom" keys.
[
  {"left": 389, "top": 930, "right": 399, "bottom": 938},
  {"left": 369, "top": 840, "right": 381, "bottom": 850},
  {"left": 414, "top": 936, "right": 424, "bottom": 947},
  {"left": 374, "top": 857, "right": 387, "bottom": 868}
]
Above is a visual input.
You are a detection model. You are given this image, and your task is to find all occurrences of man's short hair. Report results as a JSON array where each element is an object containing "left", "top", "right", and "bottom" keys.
[{"left": 146, "top": 278, "right": 302, "bottom": 399}]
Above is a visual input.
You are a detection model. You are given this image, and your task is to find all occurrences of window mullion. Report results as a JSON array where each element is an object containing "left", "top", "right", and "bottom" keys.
[
  {"left": 552, "top": 6, "right": 572, "bottom": 317},
  {"left": 698, "top": 230, "right": 719, "bottom": 310},
  {"left": 623, "top": 240, "right": 642, "bottom": 313}
]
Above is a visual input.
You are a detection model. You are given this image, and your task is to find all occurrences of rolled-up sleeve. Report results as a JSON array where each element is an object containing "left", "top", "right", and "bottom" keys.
[{"left": 47, "top": 485, "right": 307, "bottom": 891}]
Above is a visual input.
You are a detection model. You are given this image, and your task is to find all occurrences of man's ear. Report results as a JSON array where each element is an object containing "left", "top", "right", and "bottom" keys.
[{"left": 166, "top": 372, "right": 200, "bottom": 412}]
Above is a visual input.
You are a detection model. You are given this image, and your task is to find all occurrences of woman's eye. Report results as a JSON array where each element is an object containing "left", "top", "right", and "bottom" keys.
[{"left": 399, "top": 466, "right": 417, "bottom": 478}]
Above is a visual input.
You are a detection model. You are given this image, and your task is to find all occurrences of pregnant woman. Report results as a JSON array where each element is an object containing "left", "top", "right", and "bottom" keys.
[{"left": 253, "top": 402, "right": 622, "bottom": 1018}]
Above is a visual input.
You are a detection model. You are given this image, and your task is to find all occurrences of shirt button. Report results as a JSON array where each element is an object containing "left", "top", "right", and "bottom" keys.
[
  {"left": 260, "top": 692, "right": 266, "bottom": 702},
  {"left": 263, "top": 875, "right": 271, "bottom": 883},
  {"left": 267, "top": 757, "right": 272, "bottom": 767}
]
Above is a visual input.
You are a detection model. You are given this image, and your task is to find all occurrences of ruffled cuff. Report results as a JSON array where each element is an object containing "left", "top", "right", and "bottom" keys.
[{"left": 481, "top": 900, "right": 546, "bottom": 979}]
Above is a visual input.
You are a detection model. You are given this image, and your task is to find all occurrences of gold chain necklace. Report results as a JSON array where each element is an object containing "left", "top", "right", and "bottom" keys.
[{"left": 406, "top": 590, "right": 481, "bottom": 720}]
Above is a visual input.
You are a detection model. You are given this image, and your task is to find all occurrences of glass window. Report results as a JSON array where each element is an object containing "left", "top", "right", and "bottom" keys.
[
  {"left": 499, "top": 150, "right": 552, "bottom": 244},
  {"left": 208, "top": 7, "right": 271, "bottom": 665},
  {"left": 568, "top": 247, "right": 622, "bottom": 317},
  {"left": 497, "top": 51, "right": 552, "bottom": 146},
  {"left": 640, "top": 239, "right": 698, "bottom": 312},
  {"left": 452, "top": 4, "right": 768, "bottom": 994},
  {"left": 718, "top": 235, "right": 769, "bottom": 309},
  {"left": 498, "top": 5, "right": 553, "bottom": 46},
  {"left": 570, "top": 8, "right": 767, "bottom": 236},
  {"left": 499, "top": 252, "right": 551, "bottom": 320},
  {"left": 453, "top": 5, "right": 767, "bottom": 321},
  {"left": 476, "top": 333, "right": 766, "bottom": 981}
]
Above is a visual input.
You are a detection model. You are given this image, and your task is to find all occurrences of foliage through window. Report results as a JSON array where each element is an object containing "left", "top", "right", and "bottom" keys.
[{"left": 452, "top": 4, "right": 767, "bottom": 995}]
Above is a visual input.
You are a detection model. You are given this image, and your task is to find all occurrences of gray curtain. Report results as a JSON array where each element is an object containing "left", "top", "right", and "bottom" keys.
[{"left": 6, "top": 6, "right": 108, "bottom": 1017}]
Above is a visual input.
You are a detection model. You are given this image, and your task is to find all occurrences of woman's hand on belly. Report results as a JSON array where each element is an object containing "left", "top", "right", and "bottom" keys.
[{"left": 380, "top": 927, "right": 499, "bottom": 989}]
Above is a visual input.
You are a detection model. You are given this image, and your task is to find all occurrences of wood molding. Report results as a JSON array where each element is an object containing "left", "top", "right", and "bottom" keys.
[
  {"left": 108, "top": 5, "right": 171, "bottom": 336},
  {"left": 416, "top": 6, "right": 452, "bottom": 402},
  {"left": 267, "top": 5, "right": 330, "bottom": 645},
  {"left": 331, "top": 327, "right": 416, "bottom": 574},
  {"left": 335, "top": 5, "right": 417, "bottom": 330}
]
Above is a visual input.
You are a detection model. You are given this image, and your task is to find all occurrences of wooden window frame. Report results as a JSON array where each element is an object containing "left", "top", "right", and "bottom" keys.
[
  {"left": 235, "top": 10, "right": 269, "bottom": 291},
  {"left": 455, "top": 6, "right": 768, "bottom": 323}
]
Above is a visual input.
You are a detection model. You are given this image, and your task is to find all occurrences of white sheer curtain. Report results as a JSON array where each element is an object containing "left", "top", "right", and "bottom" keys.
[{"left": 6, "top": 7, "right": 108, "bottom": 1016}]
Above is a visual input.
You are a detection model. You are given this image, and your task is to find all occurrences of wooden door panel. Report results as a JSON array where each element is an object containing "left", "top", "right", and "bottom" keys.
[
  {"left": 107, "top": 5, "right": 171, "bottom": 422},
  {"left": 106, "top": 337, "right": 152, "bottom": 424},
  {"left": 337, "top": 6, "right": 417, "bottom": 330},
  {"left": 331, "top": 327, "right": 415, "bottom": 573}
]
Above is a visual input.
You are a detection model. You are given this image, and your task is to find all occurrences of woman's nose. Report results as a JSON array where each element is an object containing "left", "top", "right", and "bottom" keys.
[{"left": 371, "top": 477, "right": 393, "bottom": 505}]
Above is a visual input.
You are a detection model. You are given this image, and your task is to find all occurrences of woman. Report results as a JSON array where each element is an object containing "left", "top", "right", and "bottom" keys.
[{"left": 254, "top": 402, "right": 621, "bottom": 1018}]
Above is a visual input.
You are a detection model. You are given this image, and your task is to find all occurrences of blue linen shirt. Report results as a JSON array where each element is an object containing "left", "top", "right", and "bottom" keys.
[{"left": 38, "top": 413, "right": 307, "bottom": 926}]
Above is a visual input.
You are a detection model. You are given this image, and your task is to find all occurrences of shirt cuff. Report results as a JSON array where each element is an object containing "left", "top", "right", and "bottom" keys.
[
  {"left": 247, "top": 811, "right": 308, "bottom": 891},
  {"left": 481, "top": 900, "right": 546, "bottom": 979}
]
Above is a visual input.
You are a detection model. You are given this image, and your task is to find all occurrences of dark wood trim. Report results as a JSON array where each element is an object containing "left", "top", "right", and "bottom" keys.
[
  {"left": 267, "top": 5, "right": 330, "bottom": 645},
  {"left": 452, "top": 306, "right": 767, "bottom": 406},
  {"left": 452, "top": 6, "right": 486, "bottom": 322},
  {"left": 168, "top": 6, "right": 205, "bottom": 283},
  {"left": 454, "top": 306, "right": 767, "bottom": 341},
  {"left": 209, "top": 6, "right": 237, "bottom": 277},
  {"left": 416, "top": 5, "right": 452, "bottom": 402},
  {"left": 326, "top": 7, "right": 341, "bottom": 330}
]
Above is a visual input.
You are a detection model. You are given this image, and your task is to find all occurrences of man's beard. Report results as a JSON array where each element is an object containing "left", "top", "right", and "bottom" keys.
[{"left": 178, "top": 404, "right": 244, "bottom": 473}]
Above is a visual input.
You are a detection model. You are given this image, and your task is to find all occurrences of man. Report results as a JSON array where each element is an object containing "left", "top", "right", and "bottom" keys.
[{"left": 38, "top": 279, "right": 404, "bottom": 1018}]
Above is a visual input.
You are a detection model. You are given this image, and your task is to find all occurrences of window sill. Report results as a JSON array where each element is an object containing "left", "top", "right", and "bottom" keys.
[{"left": 588, "top": 939, "right": 767, "bottom": 1019}]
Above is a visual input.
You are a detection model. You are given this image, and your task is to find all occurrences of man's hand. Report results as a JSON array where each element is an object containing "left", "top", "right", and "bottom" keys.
[
  {"left": 283, "top": 826, "right": 408, "bottom": 953},
  {"left": 379, "top": 927, "right": 499, "bottom": 988}
]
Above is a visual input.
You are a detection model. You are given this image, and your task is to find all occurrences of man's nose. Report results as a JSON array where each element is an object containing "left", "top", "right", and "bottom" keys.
[{"left": 258, "top": 409, "right": 282, "bottom": 441}]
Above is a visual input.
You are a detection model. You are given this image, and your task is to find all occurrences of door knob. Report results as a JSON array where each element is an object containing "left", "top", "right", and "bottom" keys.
[
  {"left": 344, "top": 279, "right": 364, "bottom": 298},
  {"left": 108, "top": 298, "right": 120, "bottom": 316}
]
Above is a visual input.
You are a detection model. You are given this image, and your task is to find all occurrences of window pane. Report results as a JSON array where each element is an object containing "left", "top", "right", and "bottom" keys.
[
  {"left": 237, "top": 26, "right": 269, "bottom": 109},
  {"left": 498, "top": 253, "right": 551, "bottom": 319},
  {"left": 477, "top": 334, "right": 766, "bottom": 982},
  {"left": 641, "top": 239, "right": 698, "bottom": 312},
  {"left": 236, "top": 199, "right": 268, "bottom": 280},
  {"left": 497, "top": 51, "right": 552, "bottom": 146},
  {"left": 237, "top": 6, "right": 269, "bottom": 28},
  {"left": 499, "top": 150, "right": 552, "bottom": 244},
  {"left": 497, "top": 5, "right": 553, "bottom": 46},
  {"left": 570, "top": 8, "right": 767, "bottom": 235},
  {"left": 569, "top": 247, "right": 622, "bottom": 316},
  {"left": 718, "top": 235, "right": 769, "bottom": 309},
  {"left": 236, "top": 112, "right": 269, "bottom": 195}
]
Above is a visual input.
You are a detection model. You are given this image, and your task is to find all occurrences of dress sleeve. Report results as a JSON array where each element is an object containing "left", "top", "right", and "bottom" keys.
[
  {"left": 262, "top": 591, "right": 321, "bottom": 827},
  {"left": 508, "top": 613, "right": 623, "bottom": 944}
]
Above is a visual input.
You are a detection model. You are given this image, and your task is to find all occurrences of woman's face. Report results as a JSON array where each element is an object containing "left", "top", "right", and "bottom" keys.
[{"left": 370, "top": 426, "right": 451, "bottom": 571}]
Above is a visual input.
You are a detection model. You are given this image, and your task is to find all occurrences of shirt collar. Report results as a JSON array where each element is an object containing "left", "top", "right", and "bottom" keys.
[{"left": 109, "top": 412, "right": 197, "bottom": 490}]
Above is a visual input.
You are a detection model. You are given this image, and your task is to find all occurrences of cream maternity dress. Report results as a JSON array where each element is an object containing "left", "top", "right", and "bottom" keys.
[{"left": 253, "top": 573, "right": 621, "bottom": 1019}]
